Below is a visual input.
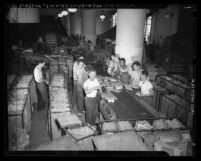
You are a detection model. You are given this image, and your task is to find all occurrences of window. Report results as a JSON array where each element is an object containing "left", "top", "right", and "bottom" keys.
[
  {"left": 145, "top": 16, "right": 152, "bottom": 44},
  {"left": 112, "top": 12, "right": 117, "bottom": 27}
]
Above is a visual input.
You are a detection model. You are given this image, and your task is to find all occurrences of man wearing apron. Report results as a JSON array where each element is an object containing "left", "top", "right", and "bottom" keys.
[{"left": 33, "top": 60, "right": 49, "bottom": 110}]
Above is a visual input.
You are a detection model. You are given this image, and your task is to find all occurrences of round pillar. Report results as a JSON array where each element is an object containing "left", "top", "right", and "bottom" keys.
[
  {"left": 64, "top": 15, "right": 71, "bottom": 35},
  {"left": 70, "top": 12, "right": 82, "bottom": 35},
  {"left": 96, "top": 18, "right": 112, "bottom": 35},
  {"left": 115, "top": 9, "right": 147, "bottom": 65},
  {"left": 82, "top": 10, "right": 97, "bottom": 44},
  {"left": 17, "top": 8, "right": 40, "bottom": 23}
]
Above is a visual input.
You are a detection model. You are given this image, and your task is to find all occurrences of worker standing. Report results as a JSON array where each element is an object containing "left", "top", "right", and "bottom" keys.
[
  {"left": 33, "top": 60, "right": 49, "bottom": 110},
  {"left": 83, "top": 69, "right": 101, "bottom": 126}
]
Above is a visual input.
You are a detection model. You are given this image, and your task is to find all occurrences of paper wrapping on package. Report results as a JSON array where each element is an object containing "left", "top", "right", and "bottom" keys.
[
  {"left": 154, "top": 140, "right": 187, "bottom": 156},
  {"left": 166, "top": 118, "right": 185, "bottom": 129},
  {"left": 102, "top": 122, "right": 118, "bottom": 133},
  {"left": 7, "top": 75, "right": 16, "bottom": 88},
  {"left": 117, "top": 121, "right": 133, "bottom": 131},
  {"left": 15, "top": 75, "right": 33, "bottom": 88},
  {"left": 56, "top": 113, "right": 82, "bottom": 129},
  {"left": 135, "top": 120, "right": 153, "bottom": 130},
  {"left": 67, "top": 126, "right": 95, "bottom": 140},
  {"left": 93, "top": 131, "right": 149, "bottom": 151},
  {"left": 153, "top": 119, "right": 169, "bottom": 130}
]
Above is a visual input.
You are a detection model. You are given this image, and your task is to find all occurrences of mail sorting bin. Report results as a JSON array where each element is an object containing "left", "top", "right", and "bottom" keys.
[
  {"left": 158, "top": 94, "right": 192, "bottom": 127},
  {"left": 155, "top": 74, "right": 191, "bottom": 101},
  {"left": 141, "top": 84, "right": 169, "bottom": 111},
  {"left": 8, "top": 90, "right": 32, "bottom": 134}
]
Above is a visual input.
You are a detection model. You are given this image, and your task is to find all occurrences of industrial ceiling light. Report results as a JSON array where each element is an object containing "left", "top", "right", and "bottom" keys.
[
  {"left": 68, "top": 8, "right": 77, "bottom": 12},
  {"left": 58, "top": 13, "right": 63, "bottom": 17},
  {"left": 61, "top": 11, "right": 68, "bottom": 16},
  {"left": 100, "top": 15, "right": 105, "bottom": 21}
]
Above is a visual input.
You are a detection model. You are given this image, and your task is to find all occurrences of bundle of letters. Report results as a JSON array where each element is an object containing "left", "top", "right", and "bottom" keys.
[
  {"left": 8, "top": 89, "right": 28, "bottom": 115},
  {"left": 7, "top": 75, "right": 16, "bottom": 89},
  {"left": 50, "top": 74, "right": 65, "bottom": 88},
  {"left": 15, "top": 75, "right": 33, "bottom": 88},
  {"left": 101, "top": 91, "right": 117, "bottom": 102},
  {"left": 49, "top": 87, "right": 70, "bottom": 113}
]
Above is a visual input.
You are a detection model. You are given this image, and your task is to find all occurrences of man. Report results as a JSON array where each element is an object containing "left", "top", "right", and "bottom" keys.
[
  {"left": 119, "top": 58, "right": 130, "bottom": 84},
  {"left": 75, "top": 60, "right": 86, "bottom": 116},
  {"left": 86, "top": 40, "right": 95, "bottom": 55},
  {"left": 73, "top": 56, "right": 84, "bottom": 83},
  {"left": 129, "top": 61, "right": 143, "bottom": 89},
  {"left": 33, "top": 60, "right": 49, "bottom": 110},
  {"left": 81, "top": 65, "right": 92, "bottom": 86},
  {"left": 136, "top": 70, "right": 154, "bottom": 97},
  {"left": 83, "top": 69, "right": 101, "bottom": 126},
  {"left": 105, "top": 56, "right": 119, "bottom": 76}
]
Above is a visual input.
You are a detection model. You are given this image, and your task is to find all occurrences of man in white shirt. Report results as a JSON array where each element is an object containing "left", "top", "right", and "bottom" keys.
[
  {"left": 33, "top": 60, "right": 49, "bottom": 110},
  {"left": 83, "top": 69, "right": 101, "bottom": 125},
  {"left": 136, "top": 70, "right": 154, "bottom": 97},
  {"left": 73, "top": 56, "right": 84, "bottom": 82}
]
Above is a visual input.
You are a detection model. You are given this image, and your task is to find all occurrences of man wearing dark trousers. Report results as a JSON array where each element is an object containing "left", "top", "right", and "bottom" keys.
[
  {"left": 33, "top": 60, "right": 49, "bottom": 110},
  {"left": 83, "top": 69, "right": 101, "bottom": 126}
]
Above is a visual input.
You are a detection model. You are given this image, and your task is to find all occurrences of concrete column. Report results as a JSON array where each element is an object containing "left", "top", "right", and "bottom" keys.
[
  {"left": 64, "top": 15, "right": 71, "bottom": 35},
  {"left": 96, "top": 18, "right": 112, "bottom": 35},
  {"left": 70, "top": 11, "right": 82, "bottom": 35},
  {"left": 82, "top": 10, "right": 97, "bottom": 44},
  {"left": 115, "top": 9, "right": 147, "bottom": 65},
  {"left": 17, "top": 8, "right": 40, "bottom": 23}
]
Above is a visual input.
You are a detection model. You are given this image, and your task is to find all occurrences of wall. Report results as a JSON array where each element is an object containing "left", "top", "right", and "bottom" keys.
[
  {"left": 150, "top": 5, "right": 180, "bottom": 44},
  {"left": 96, "top": 17, "right": 112, "bottom": 35}
]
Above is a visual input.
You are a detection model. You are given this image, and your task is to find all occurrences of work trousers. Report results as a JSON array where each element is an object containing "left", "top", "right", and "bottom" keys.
[
  {"left": 85, "top": 97, "right": 99, "bottom": 126},
  {"left": 76, "top": 82, "right": 85, "bottom": 113},
  {"left": 36, "top": 82, "right": 48, "bottom": 110},
  {"left": 72, "top": 80, "right": 84, "bottom": 113}
]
